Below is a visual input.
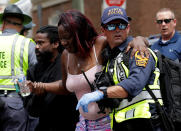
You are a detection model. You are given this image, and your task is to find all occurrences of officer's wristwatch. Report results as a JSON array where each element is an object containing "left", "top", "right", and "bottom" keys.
[{"left": 99, "top": 86, "right": 108, "bottom": 98}]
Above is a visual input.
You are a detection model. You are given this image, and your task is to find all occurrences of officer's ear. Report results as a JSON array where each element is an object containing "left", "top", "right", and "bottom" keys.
[
  {"left": 1, "top": 21, "right": 6, "bottom": 31},
  {"left": 126, "top": 24, "right": 130, "bottom": 35},
  {"left": 101, "top": 26, "right": 106, "bottom": 35}
]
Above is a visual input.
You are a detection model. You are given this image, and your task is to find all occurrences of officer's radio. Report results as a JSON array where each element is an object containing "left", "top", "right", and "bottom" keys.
[{"left": 82, "top": 70, "right": 121, "bottom": 114}]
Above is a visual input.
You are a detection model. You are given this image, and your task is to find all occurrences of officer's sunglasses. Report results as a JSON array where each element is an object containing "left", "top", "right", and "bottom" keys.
[
  {"left": 156, "top": 19, "right": 174, "bottom": 24},
  {"left": 104, "top": 23, "right": 128, "bottom": 31}
]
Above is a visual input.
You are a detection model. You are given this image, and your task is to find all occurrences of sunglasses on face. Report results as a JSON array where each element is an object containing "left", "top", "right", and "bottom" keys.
[
  {"left": 105, "top": 23, "right": 128, "bottom": 31},
  {"left": 156, "top": 19, "right": 174, "bottom": 24}
]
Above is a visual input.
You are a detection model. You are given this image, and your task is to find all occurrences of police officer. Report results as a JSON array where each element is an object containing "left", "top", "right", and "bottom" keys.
[
  {"left": 0, "top": 4, "right": 37, "bottom": 131},
  {"left": 76, "top": 6, "right": 163, "bottom": 131}
]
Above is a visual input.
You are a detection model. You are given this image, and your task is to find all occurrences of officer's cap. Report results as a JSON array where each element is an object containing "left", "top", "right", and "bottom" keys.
[
  {"left": 101, "top": 6, "right": 131, "bottom": 25},
  {"left": 0, "top": 4, "right": 32, "bottom": 25}
]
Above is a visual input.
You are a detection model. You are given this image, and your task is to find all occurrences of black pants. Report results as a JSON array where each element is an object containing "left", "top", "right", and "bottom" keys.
[
  {"left": 174, "top": 122, "right": 181, "bottom": 131},
  {"left": 113, "top": 118, "right": 162, "bottom": 131}
]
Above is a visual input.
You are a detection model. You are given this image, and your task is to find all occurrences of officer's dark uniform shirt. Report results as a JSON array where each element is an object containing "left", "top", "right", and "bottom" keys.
[
  {"left": 117, "top": 36, "right": 156, "bottom": 98},
  {"left": 151, "top": 31, "right": 181, "bottom": 62},
  {"left": 26, "top": 54, "right": 79, "bottom": 131}
]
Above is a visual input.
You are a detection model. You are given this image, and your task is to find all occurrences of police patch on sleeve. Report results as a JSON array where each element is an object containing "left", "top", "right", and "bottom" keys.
[{"left": 135, "top": 51, "right": 148, "bottom": 67}]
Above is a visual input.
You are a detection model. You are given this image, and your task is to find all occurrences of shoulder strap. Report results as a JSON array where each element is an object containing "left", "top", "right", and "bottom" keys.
[
  {"left": 123, "top": 49, "right": 131, "bottom": 68},
  {"left": 93, "top": 45, "right": 99, "bottom": 65},
  {"left": 145, "top": 85, "right": 159, "bottom": 103},
  {"left": 154, "top": 51, "right": 164, "bottom": 74},
  {"left": 67, "top": 53, "right": 69, "bottom": 71},
  {"left": 145, "top": 85, "right": 175, "bottom": 131}
]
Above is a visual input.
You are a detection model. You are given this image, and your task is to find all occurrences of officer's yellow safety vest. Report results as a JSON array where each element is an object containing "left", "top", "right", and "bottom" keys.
[
  {"left": 0, "top": 34, "right": 30, "bottom": 90},
  {"left": 105, "top": 49, "right": 162, "bottom": 128}
]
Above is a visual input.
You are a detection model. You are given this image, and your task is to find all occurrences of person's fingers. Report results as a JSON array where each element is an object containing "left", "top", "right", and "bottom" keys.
[
  {"left": 34, "top": 82, "right": 45, "bottom": 95},
  {"left": 140, "top": 47, "right": 150, "bottom": 58},
  {"left": 37, "top": 82, "right": 42, "bottom": 94},
  {"left": 126, "top": 43, "right": 131, "bottom": 53},
  {"left": 29, "top": 85, "right": 33, "bottom": 92},
  {"left": 76, "top": 102, "right": 80, "bottom": 110},
  {"left": 143, "top": 37, "right": 150, "bottom": 47},
  {"left": 145, "top": 48, "right": 150, "bottom": 58},
  {"left": 130, "top": 48, "right": 137, "bottom": 59},
  {"left": 34, "top": 82, "right": 37, "bottom": 89},
  {"left": 37, "top": 82, "right": 41, "bottom": 88},
  {"left": 26, "top": 80, "right": 30, "bottom": 84},
  {"left": 34, "top": 82, "right": 40, "bottom": 94},
  {"left": 140, "top": 49, "right": 145, "bottom": 58},
  {"left": 26, "top": 81, "right": 33, "bottom": 89}
]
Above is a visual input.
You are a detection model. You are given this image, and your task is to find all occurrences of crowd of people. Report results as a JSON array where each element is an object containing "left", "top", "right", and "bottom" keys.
[{"left": 0, "top": 3, "right": 180, "bottom": 131}]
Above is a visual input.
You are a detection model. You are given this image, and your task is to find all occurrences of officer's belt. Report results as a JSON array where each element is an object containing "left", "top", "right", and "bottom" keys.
[{"left": 116, "top": 89, "right": 162, "bottom": 110}]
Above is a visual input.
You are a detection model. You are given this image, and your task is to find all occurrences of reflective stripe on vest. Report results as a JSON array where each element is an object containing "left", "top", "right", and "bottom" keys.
[
  {"left": 107, "top": 48, "right": 162, "bottom": 124},
  {"left": 0, "top": 34, "right": 29, "bottom": 90},
  {"left": 116, "top": 88, "right": 161, "bottom": 110}
]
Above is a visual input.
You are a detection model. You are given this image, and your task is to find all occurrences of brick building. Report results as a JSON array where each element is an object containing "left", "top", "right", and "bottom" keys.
[
  {"left": 127, "top": 0, "right": 181, "bottom": 37},
  {"left": 31, "top": 0, "right": 181, "bottom": 38}
]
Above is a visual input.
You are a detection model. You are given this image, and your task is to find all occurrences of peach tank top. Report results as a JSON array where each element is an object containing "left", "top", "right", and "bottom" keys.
[{"left": 66, "top": 45, "right": 110, "bottom": 120}]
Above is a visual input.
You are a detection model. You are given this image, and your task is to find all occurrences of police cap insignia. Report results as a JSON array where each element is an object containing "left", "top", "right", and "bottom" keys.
[
  {"left": 101, "top": 6, "right": 130, "bottom": 24},
  {"left": 108, "top": 8, "right": 123, "bottom": 16},
  {"left": 135, "top": 51, "right": 148, "bottom": 67}
]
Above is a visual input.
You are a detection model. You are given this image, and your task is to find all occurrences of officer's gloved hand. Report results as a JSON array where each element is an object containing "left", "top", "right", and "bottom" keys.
[{"left": 76, "top": 90, "right": 104, "bottom": 112}]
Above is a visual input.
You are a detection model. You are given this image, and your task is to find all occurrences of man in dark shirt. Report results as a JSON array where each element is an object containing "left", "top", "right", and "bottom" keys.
[{"left": 25, "top": 25, "right": 79, "bottom": 131}]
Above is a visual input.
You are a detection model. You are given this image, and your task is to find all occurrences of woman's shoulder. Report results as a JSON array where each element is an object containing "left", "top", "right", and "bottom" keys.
[
  {"left": 95, "top": 35, "right": 107, "bottom": 44},
  {"left": 61, "top": 49, "right": 68, "bottom": 57},
  {"left": 94, "top": 35, "right": 107, "bottom": 50},
  {"left": 61, "top": 49, "right": 69, "bottom": 64},
  {"left": 93, "top": 35, "right": 108, "bottom": 65}
]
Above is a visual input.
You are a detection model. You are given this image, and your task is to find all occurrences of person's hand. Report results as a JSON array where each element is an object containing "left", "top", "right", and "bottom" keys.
[
  {"left": 26, "top": 80, "right": 34, "bottom": 92},
  {"left": 26, "top": 81, "right": 46, "bottom": 95},
  {"left": 33, "top": 82, "right": 46, "bottom": 95},
  {"left": 76, "top": 90, "right": 104, "bottom": 112},
  {"left": 126, "top": 36, "right": 150, "bottom": 58}
]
